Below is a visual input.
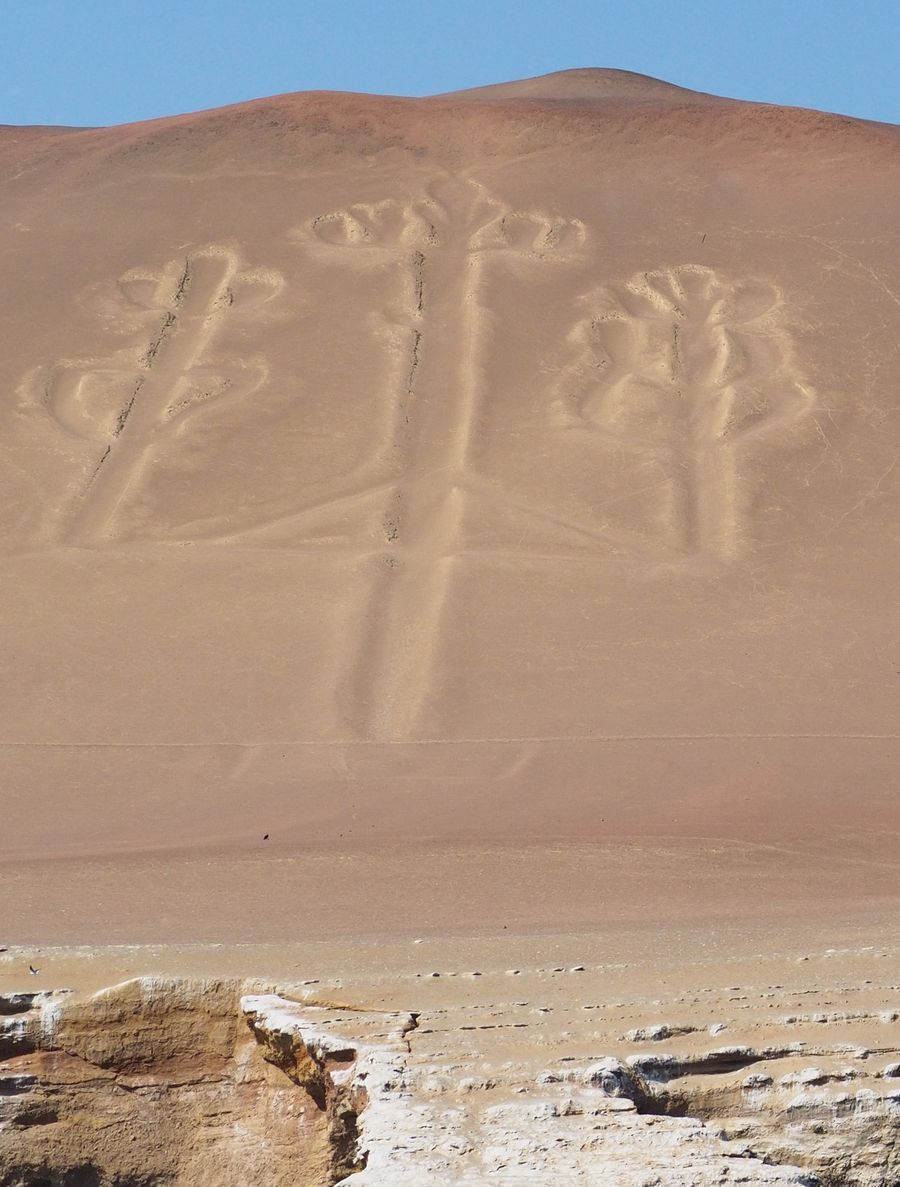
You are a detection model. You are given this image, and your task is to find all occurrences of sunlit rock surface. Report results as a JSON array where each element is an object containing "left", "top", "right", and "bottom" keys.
[{"left": 2, "top": 973, "right": 898, "bottom": 1185}]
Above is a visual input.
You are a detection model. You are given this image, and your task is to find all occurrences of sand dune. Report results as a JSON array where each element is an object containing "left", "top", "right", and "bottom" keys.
[{"left": 0, "top": 69, "right": 898, "bottom": 944}]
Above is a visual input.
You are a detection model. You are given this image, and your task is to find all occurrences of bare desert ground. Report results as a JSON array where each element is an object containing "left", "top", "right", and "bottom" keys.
[{"left": 0, "top": 69, "right": 898, "bottom": 1182}]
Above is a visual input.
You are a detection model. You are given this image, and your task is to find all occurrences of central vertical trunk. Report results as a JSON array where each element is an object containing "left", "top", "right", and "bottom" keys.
[
  {"left": 671, "top": 312, "right": 737, "bottom": 560},
  {"left": 349, "top": 246, "right": 487, "bottom": 741}
]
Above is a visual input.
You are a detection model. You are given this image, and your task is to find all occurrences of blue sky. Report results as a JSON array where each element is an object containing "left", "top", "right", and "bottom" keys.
[{"left": 3, "top": 0, "right": 898, "bottom": 128}]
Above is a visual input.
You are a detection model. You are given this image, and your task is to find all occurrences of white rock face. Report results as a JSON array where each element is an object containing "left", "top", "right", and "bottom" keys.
[
  {"left": 232, "top": 1003, "right": 809, "bottom": 1186},
  {"left": 1, "top": 975, "right": 898, "bottom": 1185}
]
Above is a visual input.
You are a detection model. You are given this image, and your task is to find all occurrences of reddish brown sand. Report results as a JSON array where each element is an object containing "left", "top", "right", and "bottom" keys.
[{"left": 0, "top": 69, "right": 898, "bottom": 945}]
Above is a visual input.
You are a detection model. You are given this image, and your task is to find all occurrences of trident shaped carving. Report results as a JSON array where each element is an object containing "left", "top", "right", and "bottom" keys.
[{"left": 16, "top": 198, "right": 817, "bottom": 746}]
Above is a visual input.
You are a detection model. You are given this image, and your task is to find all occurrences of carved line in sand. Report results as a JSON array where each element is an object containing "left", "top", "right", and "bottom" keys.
[
  {"left": 16, "top": 221, "right": 815, "bottom": 746},
  {"left": 269, "top": 180, "right": 589, "bottom": 741},
  {"left": 556, "top": 265, "right": 816, "bottom": 559},
  {"left": 24, "top": 247, "right": 282, "bottom": 546}
]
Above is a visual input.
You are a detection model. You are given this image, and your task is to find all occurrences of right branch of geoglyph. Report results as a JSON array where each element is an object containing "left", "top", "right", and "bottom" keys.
[{"left": 561, "top": 264, "right": 816, "bottom": 558}]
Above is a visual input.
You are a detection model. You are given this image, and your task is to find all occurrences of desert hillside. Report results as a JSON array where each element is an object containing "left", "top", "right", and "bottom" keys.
[
  {"left": 0, "top": 68, "right": 898, "bottom": 939},
  {"left": 1, "top": 69, "right": 899, "bottom": 1187}
]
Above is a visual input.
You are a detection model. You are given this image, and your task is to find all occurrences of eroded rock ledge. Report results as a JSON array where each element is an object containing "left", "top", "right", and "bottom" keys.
[
  {"left": 0, "top": 978, "right": 897, "bottom": 1185},
  {"left": 0, "top": 979, "right": 414, "bottom": 1186}
]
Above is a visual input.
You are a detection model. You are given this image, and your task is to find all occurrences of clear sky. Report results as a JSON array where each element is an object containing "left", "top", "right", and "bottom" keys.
[{"left": 3, "top": 0, "right": 898, "bottom": 128}]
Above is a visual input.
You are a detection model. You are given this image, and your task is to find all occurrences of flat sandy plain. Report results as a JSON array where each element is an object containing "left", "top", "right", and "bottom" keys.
[{"left": 0, "top": 69, "right": 898, "bottom": 1183}]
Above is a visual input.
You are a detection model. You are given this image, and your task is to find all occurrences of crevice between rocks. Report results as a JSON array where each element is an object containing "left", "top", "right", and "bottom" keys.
[{"left": 610, "top": 1050, "right": 900, "bottom": 1187}]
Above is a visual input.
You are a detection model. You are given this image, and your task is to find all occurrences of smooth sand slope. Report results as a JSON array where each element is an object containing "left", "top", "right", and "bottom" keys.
[{"left": 0, "top": 69, "right": 898, "bottom": 942}]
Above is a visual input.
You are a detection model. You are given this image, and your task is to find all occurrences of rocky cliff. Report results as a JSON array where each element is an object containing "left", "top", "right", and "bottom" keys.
[{"left": 2, "top": 976, "right": 898, "bottom": 1185}]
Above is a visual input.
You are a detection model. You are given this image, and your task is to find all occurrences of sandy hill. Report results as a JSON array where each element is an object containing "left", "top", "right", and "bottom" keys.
[{"left": 0, "top": 69, "right": 898, "bottom": 942}]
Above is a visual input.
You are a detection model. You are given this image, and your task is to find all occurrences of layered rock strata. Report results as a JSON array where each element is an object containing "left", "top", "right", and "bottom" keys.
[{"left": 1, "top": 978, "right": 898, "bottom": 1185}]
